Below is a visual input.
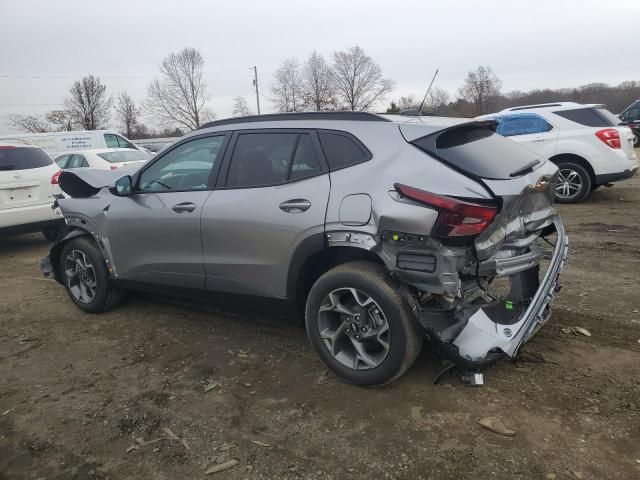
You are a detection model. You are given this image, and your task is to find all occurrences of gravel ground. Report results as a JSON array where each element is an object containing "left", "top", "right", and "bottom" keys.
[{"left": 1, "top": 158, "right": 639, "bottom": 480}]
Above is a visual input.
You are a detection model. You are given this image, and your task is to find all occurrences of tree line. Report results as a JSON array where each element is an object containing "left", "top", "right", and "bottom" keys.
[{"left": 6, "top": 45, "right": 640, "bottom": 138}]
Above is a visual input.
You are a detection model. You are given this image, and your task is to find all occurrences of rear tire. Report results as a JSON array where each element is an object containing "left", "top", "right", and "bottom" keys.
[
  {"left": 305, "top": 261, "right": 423, "bottom": 386},
  {"left": 59, "top": 237, "right": 125, "bottom": 313},
  {"left": 554, "top": 162, "right": 591, "bottom": 203}
]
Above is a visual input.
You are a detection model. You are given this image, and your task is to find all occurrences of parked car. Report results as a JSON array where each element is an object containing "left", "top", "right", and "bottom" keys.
[
  {"left": 0, "top": 130, "right": 144, "bottom": 157},
  {"left": 42, "top": 112, "right": 568, "bottom": 386},
  {"left": 479, "top": 102, "right": 638, "bottom": 203},
  {"left": 54, "top": 148, "right": 152, "bottom": 171},
  {"left": 133, "top": 137, "right": 178, "bottom": 154},
  {"left": 0, "top": 143, "right": 63, "bottom": 240},
  {"left": 618, "top": 99, "right": 640, "bottom": 146}
]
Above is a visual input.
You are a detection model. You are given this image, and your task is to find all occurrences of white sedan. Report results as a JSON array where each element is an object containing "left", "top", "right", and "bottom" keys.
[{"left": 54, "top": 148, "right": 152, "bottom": 172}]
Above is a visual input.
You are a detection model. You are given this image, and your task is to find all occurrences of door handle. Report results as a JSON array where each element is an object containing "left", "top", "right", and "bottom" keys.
[
  {"left": 172, "top": 202, "right": 197, "bottom": 213},
  {"left": 533, "top": 136, "right": 547, "bottom": 142},
  {"left": 279, "top": 199, "right": 311, "bottom": 213}
]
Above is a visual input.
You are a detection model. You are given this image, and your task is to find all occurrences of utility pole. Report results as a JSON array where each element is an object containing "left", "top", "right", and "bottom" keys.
[{"left": 253, "top": 66, "right": 261, "bottom": 115}]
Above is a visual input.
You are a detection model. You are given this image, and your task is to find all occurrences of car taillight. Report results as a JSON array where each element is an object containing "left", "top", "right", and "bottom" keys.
[
  {"left": 110, "top": 165, "right": 118, "bottom": 170},
  {"left": 51, "top": 170, "right": 62, "bottom": 185},
  {"left": 394, "top": 183, "right": 497, "bottom": 237},
  {"left": 595, "top": 128, "right": 621, "bottom": 149}
]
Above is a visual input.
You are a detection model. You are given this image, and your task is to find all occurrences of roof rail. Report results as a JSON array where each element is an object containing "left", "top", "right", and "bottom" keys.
[
  {"left": 198, "top": 111, "right": 391, "bottom": 130},
  {"left": 508, "top": 103, "right": 563, "bottom": 111}
]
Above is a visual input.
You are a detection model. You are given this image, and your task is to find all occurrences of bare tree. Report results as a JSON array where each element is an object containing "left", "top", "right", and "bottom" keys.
[
  {"left": 114, "top": 92, "right": 140, "bottom": 138},
  {"left": 5, "top": 114, "right": 49, "bottom": 133},
  {"left": 301, "top": 51, "right": 336, "bottom": 111},
  {"left": 146, "top": 47, "right": 212, "bottom": 130},
  {"left": 397, "top": 95, "right": 419, "bottom": 111},
  {"left": 45, "top": 109, "right": 73, "bottom": 131},
  {"left": 270, "top": 59, "right": 304, "bottom": 112},
  {"left": 64, "top": 75, "right": 111, "bottom": 130},
  {"left": 422, "top": 87, "right": 450, "bottom": 113},
  {"left": 457, "top": 66, "right": 502, "bottom": 115},
  {"left": 331, "top": 46, "right": 394, "bottom": 111},
  {"left": 232, "top": 96, "right": 252, "bottom": 117}
]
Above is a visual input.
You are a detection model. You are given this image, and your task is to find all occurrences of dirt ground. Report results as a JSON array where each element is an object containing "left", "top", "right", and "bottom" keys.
[{"left": 2, "top": 160, "right": 640, "bottom": 480}]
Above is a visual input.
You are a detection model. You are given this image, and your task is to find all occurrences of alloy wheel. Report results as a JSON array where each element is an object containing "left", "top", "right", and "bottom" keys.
[
  {"left": 64, "top": 249, "right": 97, "bottom": 304},
  {"left": 317, "top": 288, "right": 390, "bottom": 370},
  {"left": 555, "top": 168, "right": 583, "bottom": 200}
]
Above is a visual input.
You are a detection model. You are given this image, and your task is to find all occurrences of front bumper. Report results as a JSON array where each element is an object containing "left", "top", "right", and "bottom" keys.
[{"left": 451, "top": 216, "right": 569, "bottom": 362}]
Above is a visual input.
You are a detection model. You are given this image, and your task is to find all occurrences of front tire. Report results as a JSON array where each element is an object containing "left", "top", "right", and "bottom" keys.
[
  {"left": 305, "top": 261, "right": 423, "bottom": 386},
  {"left": 554, "top": 162, "right": 591, "bottom": 203},
  {"left": 42, "top": 222, "right": 64, "bottom": 242},
  {"left": 59, "top": 237, "right": 125, "bottom": 313}
]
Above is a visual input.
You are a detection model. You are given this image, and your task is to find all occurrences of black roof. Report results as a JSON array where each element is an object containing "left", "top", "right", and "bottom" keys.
[{"left": 198, "top": 111, "right": 391, "bottom": 130}]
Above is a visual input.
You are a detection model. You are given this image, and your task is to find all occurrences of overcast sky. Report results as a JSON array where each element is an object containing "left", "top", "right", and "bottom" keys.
[{"left": 0, "top": 0, "right": 638, "bottom": 134}]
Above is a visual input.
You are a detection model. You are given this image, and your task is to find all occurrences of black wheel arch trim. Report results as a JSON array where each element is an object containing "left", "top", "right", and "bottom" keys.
[{"left": 47, "top": 227, "right": 108, "bottom": 284}]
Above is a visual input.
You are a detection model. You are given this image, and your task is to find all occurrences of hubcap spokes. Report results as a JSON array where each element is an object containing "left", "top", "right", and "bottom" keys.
[
  {"left": 318, "top": 288, "right": 390, "bottom": 370},
  {"left": 64, "top": 250, "right": 97, "bottom": 304},
  {"left": 555, "top": 169, "right": 583, "bottom": 199}
]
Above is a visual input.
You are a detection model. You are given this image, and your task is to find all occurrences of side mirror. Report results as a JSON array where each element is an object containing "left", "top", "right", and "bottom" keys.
[{"left": 110, "top": 175, "right": 133, "bottom": 196}]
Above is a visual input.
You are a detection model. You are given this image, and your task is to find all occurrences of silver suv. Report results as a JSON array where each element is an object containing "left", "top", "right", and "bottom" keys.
[{"left": 42, "top": 112, "right": 569, "bottom": 385}]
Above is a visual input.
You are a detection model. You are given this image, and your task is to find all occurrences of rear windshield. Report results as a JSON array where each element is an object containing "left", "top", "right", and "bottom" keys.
[
  {"left": 411, "top": 124, "right": 543, "bottom": 180},
  {"left": 0, "top": 146, "right": 52, "bottom": 171},
  {"left": 552, "top": 107, "right": 621, "bottom": 127},
  {"left": 96, "top": 150, "right": 151, "bottom": 163}
]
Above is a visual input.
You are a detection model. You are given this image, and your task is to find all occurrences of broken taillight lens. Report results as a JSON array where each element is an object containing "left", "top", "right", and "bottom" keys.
[
  {"left": 51, "top": 170, "right": 62, "bottom": 185},
  {"left": 595, "top": 128, "right": 621, "bottom": 149},
  {"left": 394, "top": 183, "right": 497, "bottom": 237}
]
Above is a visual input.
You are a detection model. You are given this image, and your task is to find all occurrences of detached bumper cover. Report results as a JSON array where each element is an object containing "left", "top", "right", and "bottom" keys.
[{"left": 453, "top": 216, "right": 569, "bottom": 361}]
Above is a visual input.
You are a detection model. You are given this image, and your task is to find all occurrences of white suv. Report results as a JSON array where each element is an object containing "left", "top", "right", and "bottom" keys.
[
  {"left": 0, "top": 143, "right": 63, "bottom": 240},
  {"left": 481, "top": 102, "right": 638, "bottom": 203}
]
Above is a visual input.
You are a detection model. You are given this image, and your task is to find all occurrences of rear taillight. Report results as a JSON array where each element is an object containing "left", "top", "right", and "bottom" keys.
[
  {"left": 110, "top": 165, "right": 118, "bottom": 170},
  {"left": 0, "top": 146, "right": 16, "bottom": 150},
  {"left": 595, "top": 128, "right": 621, "bottom": 149},
  {"left": 394, "top": 183, "right": 497, "bottom": 237},
  {"left": 51, "top": 170, "right": 62, "bottom": 185}
]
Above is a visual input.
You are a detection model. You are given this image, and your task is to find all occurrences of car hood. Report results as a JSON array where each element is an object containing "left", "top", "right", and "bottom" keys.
[{"left": 58, "top": 168, "right": 124, "bottom": 198}]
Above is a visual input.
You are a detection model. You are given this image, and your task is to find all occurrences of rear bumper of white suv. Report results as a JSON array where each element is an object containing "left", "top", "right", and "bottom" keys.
[
  {"left": 0, "top": 202, "right": 62, "bottom": 232},
  {"left": 594, "top": 164, "right": 638, "bottom": 185}
]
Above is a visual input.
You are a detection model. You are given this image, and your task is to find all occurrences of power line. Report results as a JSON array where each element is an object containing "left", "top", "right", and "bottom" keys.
[{"left": 0, "top": 67, "right": 255, "bottom": 80}]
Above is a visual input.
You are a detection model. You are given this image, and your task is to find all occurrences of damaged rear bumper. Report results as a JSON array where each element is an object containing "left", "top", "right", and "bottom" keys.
[{"left": 451, "top": 216, "right": 568, "bottom": 362}]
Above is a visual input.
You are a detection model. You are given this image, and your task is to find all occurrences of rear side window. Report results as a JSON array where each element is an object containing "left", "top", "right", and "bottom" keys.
[
  {"left": 67, "top": 154, "right": 89, "bottom": 168},
  {"left": 226, "top": 132, "right": 324, "bottom": 188},
  {"left": 0, "top": 147, "right": 52, "bottom": 171},
  {"left": 553, "top": 107, "right": 621, "bottom": 127},
  {"left": 318, "top": 131, "right": 371, "bottom": 170},
  {"left": 498, "top": 114, "right": 553, "bottom": 137},
  {"left": 412, "top": 125, "right": 543, "bottom": 180},
  {"left": 97, "top": 150, "right": 151, "bottom": 163},
  {"left": 55, "top": 154, "right": 71, "bottom": 168}
]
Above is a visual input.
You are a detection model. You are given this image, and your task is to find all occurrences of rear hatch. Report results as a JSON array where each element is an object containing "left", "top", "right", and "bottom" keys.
[
  {"left": 401, "top": 121, "right": 558, "bottom": 259},
  {"left": 552, "top": 105, "right": 637, "bottom": 161},
  {"left": 0, "top": 146, "right": 58, "bottom": 210}
]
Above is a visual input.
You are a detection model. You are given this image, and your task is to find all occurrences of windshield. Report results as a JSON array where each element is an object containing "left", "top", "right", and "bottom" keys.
[
  {"left": 411, "top": 124, "right": 544, "bottom": 180},
  {"left": 97, "top": 150, "right": 151, "bottom": 163},
  {"left": 0, "top": 146, "right": 53, "bottom": 171}
]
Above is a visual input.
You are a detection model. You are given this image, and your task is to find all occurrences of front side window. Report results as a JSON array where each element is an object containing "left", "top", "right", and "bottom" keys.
[
  {"left": 627, "top": 108, "right": 640, "bottom": 122},
  {"left": 104, "top": 134, "right": 119, "bottom": 148},
  {"left": 138, "top": 136, "right": 225, "bottom": 192},
  {"left": 318, "top": 131, "right": 370, "bottom": 170},
  {"left": 116, "top": 135, "right": 135, "bottom": 149}
]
